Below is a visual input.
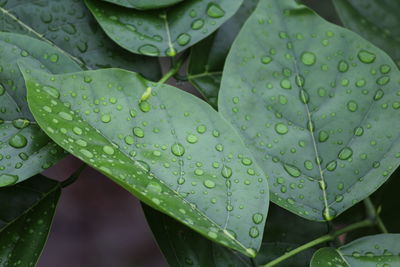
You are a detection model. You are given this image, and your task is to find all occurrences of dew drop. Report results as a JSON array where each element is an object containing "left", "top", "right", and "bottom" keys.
[
  {"left": 283, "top": 163, "right": 301, "bottom": 177},
  {"left": 171, "top": 143, "right": 185, "bottom": 157},
  {"left": 203, "top": 180, "right": 216, "bottom": 189},
  {"left": 103, "top": 145, "right": 115, "bottom": 155},
  {"left": 373, "top": 89, "right": 384, "bottom": 101},
  {"left": 43, "top": 85, "right": 60, "bottom": 98},
  {"left": 301, "top": 51, "right": 316, "bottom": 66},
  {"left": 138, "top": 44, "right": 160, "bottom": 56},
  {"left": 347, "top": 100, "right": 358, "bottom": 112},
  {"left": 299, "top": 89, "right": 309, "bottom": 104},
  {"left": 59, "top": 111, "right": 73, "bottom": 121},
  {"left": 133, "top": 127, "right": 145, "bottom": 138},
  {"left": 207, "top": 2, "right": 225, "bottom": 18},
  {"left": 186, "top": 134, "right": 198, "bottom": 144},
  {"left": 249, "top": 227, "right": 259, "bottom": 238},
  {"left": 12, "top": 118, "right": 30, "bottom": 129},
  {"left": 358, "top": 49, "right": 376, "bottom": 64},
  {"left": 322, "top": 207, "right": 337, "bottom": 221},
  {"left": 139, "top": 101, "right": 151, "bottom": 112},
  {"left": 252, "top": 213, "right": 263, "bottom": 224},
  {"left": 8, "top": 134, "right": 27, "bottom": 148},
  {"left": 221, "top": 165, "right": 232, "bottom": 179},
  {"left": 318, "top": 130, "right": 329, "bottom": 142},
  {"left": 101, "top": 114, "right": 111, "bottom": 123},
  {"left": 338, "top": 147, "right": 353, "bottom": 160},
  {"left": 275, "top": 123, "right": 288, "bottom": 135},
  {"left": 191, "top": 19, "right": 204, "bottom": 30},
  {"left": 177, "top": 33, "right": 191, "bottom": 46},
  {"left": 337, "top": 60, "right": 349, "bottom": 72},
  {"left": 146, "top": 181, "right": 162, "bottom": 194},
  {"left": 0, "top": 174, "right": 18, "bottom": 187}
]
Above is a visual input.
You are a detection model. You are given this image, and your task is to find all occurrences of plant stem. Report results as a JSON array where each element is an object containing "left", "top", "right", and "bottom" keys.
[
  {"left": 61, "top": 163, "right": 87, "bottom": 188},
  {"left": 363, "top": 197, "right": 388, "bottom": 233},
  {"left": 158, "top": 53, "right": 187, "bottom": 84},
  {"left": 261, "top": 219, "right": 374, "bottom": 267}
]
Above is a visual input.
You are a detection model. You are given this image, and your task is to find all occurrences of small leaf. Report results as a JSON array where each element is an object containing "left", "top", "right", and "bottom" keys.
[
  {"left": 101, "top": 0, "right": 184, "bottom": 10},
  {"left": 219, "top": 0, "right": 400, "bottom": 221},
  {"left": 143, "top": 204, "right": 252, "bottom": 266},
  {"left": 0, "top": 0, "right": 160, "bottom": 80},
  {"left": 22, "top": 66, "right": 269, "bottom": 257},
  {"left": 0, "top": 32, "right": 81, "bottom": 186},
  {"left": 334, "top": 0, "right": 400, "bottom": 67},
  {"left": 188, "top": 0, "right": 259, "bottom": 108},
  {"left": 0, "top": 175, "right": 61, "bottom": 266},
  {"left": 85, "top": 0, "right": 243, "bottom": 57},
  {"left": 311, "top": 234, "right": 400, "bottom": 266}
]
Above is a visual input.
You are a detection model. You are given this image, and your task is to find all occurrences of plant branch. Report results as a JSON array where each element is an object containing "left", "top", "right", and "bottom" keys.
[
  {"left": 61, "top": 163, "right": 87, "bottom": 188},
  {"left": 363, "top": 197, "right": 388, "bottom": 233},
  {"left": 158, "top": 52, "right": 188, "bottom": 84},
  {"left": 261, "top": 219, "right": 374, "bottom": 267}
]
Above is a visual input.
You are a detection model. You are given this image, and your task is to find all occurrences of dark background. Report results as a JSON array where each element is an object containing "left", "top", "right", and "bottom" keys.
[{"left": 37, "top": 1, "right": 339, "bottom": 266}]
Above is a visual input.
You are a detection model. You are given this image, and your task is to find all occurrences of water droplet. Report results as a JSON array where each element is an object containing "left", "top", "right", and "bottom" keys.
[
  {"left": 177, "top": 33, "right": 191, "bottom": 46},
  {"left": 299, "top": 90, "right": 309, "bottom": 104},
  {"left": 73, "top": 126, "right": 83, "bottom": 135},
  {"left": 50, "top": 54, "right": 59, "bottom": 63},
  {"left": 12, "top": 118, "right": 30, "bottom": 129},
  {"left": 8, "top": 134, "right": 27, "bottom": 148},
  {"left": 354, "top": 127, "right": 364, "bottom": 136},
  {"left": 318, "top": 130, "right": 329, "bottom": 142},
  {"left": 204, "top": 180, "right": 216, "bottom": 189},
  {"left": 196, "top": 125, "right": 206, "bottom": 134},
  {"left": 133, "top": 127, "right": 144, "bottom": 138},
  {"left": 146, "top": 181, "right": 162, "bottom": 194},
  {"left": 43, "top": 85, "right": 60, "bottom": 98},
  {"left": 139, "top": 101, "right": 151, "bottom": 112},
  {"left": 80, "top": 149, "right": 93, "bottom": 158},
  {"left": 191, "top": 19, "right": 204, "bottom": 30},
  {"left": 186, "top": 134, "right": 198, "bottom": 144},
  {"left": 338, "top": 60, "right": 349, "bottom": 72},
  {"left": 280, "top": 79, "right": 292, "bottom": 89},
  {"left": 347, "top": 100, "right": 358, "bottom": 112},
  {"left": 301, "top": 51, "right": 316, "bottom": 66},
  {"left": 0, "top": 174, "right": 18, "bottom": 187},
  {"left": 252, "top": 213, "right": 263, "bottom": 224},
  {"left": 373, "top": 89, "right": 384, "bottom": 101},
  {"left": 283, "top": 163, "right": 301, "bottom": 177},
  {"left": 221, "top": 165, "right": 232, "bottom": 178},
  {"left": 59, "top": 111, "right": 73, "bottom": 121},
  {"left": 207, "top": 2, "right": 225, "bottom": 18},
  {"left": 249, "top": 227, "right": 259, "bottom": 238},
  {"left": 358, "top": 49, "right": 376, "bottom": 64},
  {"left": 0, "top": 84, "right": 5, "bottom": 96},
  {"left": 171, "top": 143, "right": 185, "bottom": 157},
  {"left": 275, "top": 123, "right": 288, "bottom": 135},
  {"left": 101, "top": 114, "right": 111, "bottom": 123},
  {"left": 103, "top": 145, "right": 115, "bottom": 155},
  {"left": 338, "top": 147, "right": 353, "bottom": 160},
  {"left": 138, "top": 44, "right": 160, "bottom": 56},
  {"left": 261, "top": 56, "right": 272, "bottom": 64}
]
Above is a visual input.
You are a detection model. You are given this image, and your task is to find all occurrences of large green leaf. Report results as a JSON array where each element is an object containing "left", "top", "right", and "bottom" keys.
[
  {"left": 102, "top": 0, "right": 184, "bottom": 10},
  {"left": 0, "top": 175, "right": 61, "bottom": 266},
  {"left": 310, "top": 234, "right": 400, "bottom": 266},
  {"left": 187, "top": 0, "right": 258, "bottom": 108},
  {"left": 0, "top": 0, "right": 160, "bottom": 80},
  {"left": 333, "top": 0, "right": 400, "bottom": 67},
  {"left": 85, "top": 0, "right": 243, "bottom": 57},
  {"left": 143, "top": 204, "right": 252, "bottom": 266},
  {"left": 219, "top": 0, "right": 400, "bottom": 221},
  {"left": 22, "top": 66, "right": 269, "bottom": 257},
  {"left": 0, "top": 32, "right": 81, "bottom": 186}
]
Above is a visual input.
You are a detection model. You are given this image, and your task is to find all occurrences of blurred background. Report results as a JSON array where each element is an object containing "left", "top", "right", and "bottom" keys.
[{"left": 37, "top": 1, "right": 343, "bottom": 266}]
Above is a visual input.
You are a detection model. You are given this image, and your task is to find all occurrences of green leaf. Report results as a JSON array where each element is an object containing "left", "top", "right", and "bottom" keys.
[
  {"left": 0, "top": 32, "right": 81, "bottom": 186},
  {"left": 333, "top": 0, "right": 400, "bottom": 67},
  {"left": 0, "top": 0, "right": 160, "bottom": 80},
  {"left": 143, "top": 204, "right": 252, "bottom": 266},
  {"left": 84, "top": 0, "right": 243, "bottom": 57},
  {"left": 22, "top": 66, "right": 269, "bottom": 257},
  {"left": 0, "top": 175, "right": 61, "bottom": 266},
  {"left": 101, "top": 0, "right": 184, "bottom": 10},
  {"left": 310, "top": 234, "right": 400, "bottom": 266},
  {"left": 188, "top": 0, "right": 258, "bottom": 108},
  {"left": 219, "top": 0, "right": 400, "bottom": 221}
]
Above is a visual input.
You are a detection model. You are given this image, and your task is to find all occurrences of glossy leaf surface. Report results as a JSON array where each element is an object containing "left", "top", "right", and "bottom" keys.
[
  {"left": 143, "top": 204, "right": 252, "bottom": 266},
  {"left": 334, "top": 0, "right": 400, "bottom": 66},
  {"left": 219, "top": 0, "right": 400, "bottom": 221},
  {"left": 85, "top": 0, "right": 243, "bottom": 57},
  {"left": 0, "top": 0, "right": 160, "bottom": 80},
  {"left": 0, "top": 32, "right": 80, "bottom": 186},
  {"left": 23, "top": 66, "right": 269, "bottom": 257},
  {"left": 102, "top": 0, "right": 184, "bottom": 10},
  {"left": 311, "top": 234, "right": 400, "bottom": 266},
  {"left": 188, "top": 0, "right": 258, "bottom": 108},
  {"left": 0, "top": 175, "right": 61, "bottom": 266}
]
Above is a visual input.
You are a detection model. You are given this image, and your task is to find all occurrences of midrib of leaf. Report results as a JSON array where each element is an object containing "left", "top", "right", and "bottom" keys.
[
  {"left": 162, "top": 11, "right": 175, "bottom": 55},
  {"left": 34, "top": 82, "right": 252, "bottom": 254},
  {"left": 275, "top": 1, "right": 330, "bottom": 219},
  {"left": 337, "top": 249, "right": 351, "bottom": 266},
  {"left": 0, "top": 6, "right": 84, "bottom": 67},
  {"left": 0, "top": 183, "right": 59, "bottom": 232}
]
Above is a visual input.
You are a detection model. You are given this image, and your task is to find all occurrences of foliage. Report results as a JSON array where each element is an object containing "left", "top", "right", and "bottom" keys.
[{"left": 0, "top": 0, "right": 400, "bottom": 266}]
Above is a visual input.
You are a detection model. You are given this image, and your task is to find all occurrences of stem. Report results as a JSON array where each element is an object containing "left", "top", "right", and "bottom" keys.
[
  {"left": 61, "top": 163, "right": 87, "bottom": 188},
  {"left": 158, "top": 53, "right": 187, "bottom": 84},
  {"left": 261, "top": 219, "right": 374, "bottom": 267},
  {"left": 364, "top": 198, "right": 388, "bottom": 233}
]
